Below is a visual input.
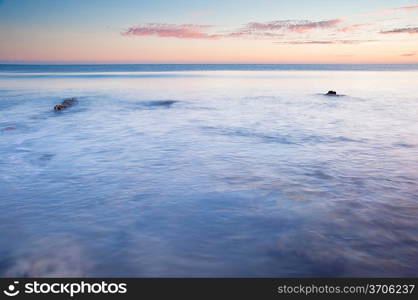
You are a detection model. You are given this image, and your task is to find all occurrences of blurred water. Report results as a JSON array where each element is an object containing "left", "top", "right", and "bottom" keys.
[{"left": 0, "top": 68, "right": 418, "bottom": 277}]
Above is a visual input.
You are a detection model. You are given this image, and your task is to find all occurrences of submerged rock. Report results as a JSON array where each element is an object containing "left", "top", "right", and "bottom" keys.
[
  {"left": 325, "top": 91, "right": 337, "bottom": 96},
  {"left": 54, "top": 98, "right": 79, "bottom": 111},
  {"left": 2, "top": 126, "right": 16, "bottom": 131},
  {"left": 148, "top": 100, "right": 178, "bottom": 106}
]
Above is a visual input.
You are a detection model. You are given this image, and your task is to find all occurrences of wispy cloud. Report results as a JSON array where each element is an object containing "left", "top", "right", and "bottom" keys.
[
  {"left": 244, "top": 19, "right": 342, "bottom": 33},
  {"left": 122, "top": 19, "right": 343, "bottom": 40},
  {"left": 380, "top": 27, "right": 418, "bottom": 34},
  {"left": 338, "top": 23, "right": 372, "bottom": 32},
  {"left": 374, "top": 5, "right": 418, "bottom": 15},
  {"left": 226, "top": 31, "right": 284, "bottom": 39},
  {"left": 122, "top": 23, "right": 220, "bottom": 39},
  {"left": 401, "top": 52, "right": 416, "bottom": 57},
  {"left": 219, "top": 19, "right": 342, "bottom": 39},
  {"left": 275, "top": 40, "right": 375, "bottom": 45}
]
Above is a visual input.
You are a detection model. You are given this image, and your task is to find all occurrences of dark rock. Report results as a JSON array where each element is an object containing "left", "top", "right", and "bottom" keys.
[
  {"left": 2, "top": 126, "right": 16, "bottom": 131},
  {"left": 54, "top": 98, "right": 78, "bottom": 111},
  {"left": 325, "top": 91, "right": 337, "bottom": 96},
  {"left": 148, "top": 100, "right": 178, "bottom": 106},
  {"left": 54, "top": 104, "right": 67, "bottom": 111}
]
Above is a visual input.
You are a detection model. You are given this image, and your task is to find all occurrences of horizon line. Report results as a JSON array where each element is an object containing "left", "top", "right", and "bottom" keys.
[{"left": 1, "top": 62, "right": 418, "bottom": 65}]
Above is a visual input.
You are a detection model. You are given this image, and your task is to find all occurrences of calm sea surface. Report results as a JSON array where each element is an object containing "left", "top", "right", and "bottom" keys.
[{"left": 1, "top": 65, "right": 417, "bottom": 277}]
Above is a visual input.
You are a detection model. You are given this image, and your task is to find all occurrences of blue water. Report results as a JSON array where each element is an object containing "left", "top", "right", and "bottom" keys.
[{"left": 0, "top": 65, "right": 418, "bottom": 277}]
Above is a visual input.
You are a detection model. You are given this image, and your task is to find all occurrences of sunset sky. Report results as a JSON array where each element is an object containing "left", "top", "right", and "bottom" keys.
[{"left": 0, "top": 0, "right": 417, "bottom": 63}]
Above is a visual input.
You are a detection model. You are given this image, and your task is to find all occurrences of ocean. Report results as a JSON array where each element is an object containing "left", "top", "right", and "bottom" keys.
[{"left": 0, "top": 64, "right": 417, "bottom": 277}]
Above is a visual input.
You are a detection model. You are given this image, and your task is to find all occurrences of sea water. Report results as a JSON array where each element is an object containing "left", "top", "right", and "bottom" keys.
[{"left": 0, "top": 65, "right": 417, "bottom": 277}]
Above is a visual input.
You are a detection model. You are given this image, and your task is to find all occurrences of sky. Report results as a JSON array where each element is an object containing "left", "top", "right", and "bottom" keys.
[{"left": 0, "top": 0, "right": 417, "bottom": 63}]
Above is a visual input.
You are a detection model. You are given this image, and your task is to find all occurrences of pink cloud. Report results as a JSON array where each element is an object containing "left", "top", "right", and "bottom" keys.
[
  {"left": 226, "top": 29, "right": 284, "bottom": 39},
  {"left": 122, "top": 23, "right": 220, "bottom": 39},
  {"left": 246, "top": 19, "right": 342, "bottom": 33},
  {"left": 374, "top": 5, "right": 418, "bottom": 15},
  {"left": 122, "top": 19, "right": 344, "bottom": 41},
  {"left": 401, "top": 53, "right": 416, "bottom": 57},
  {"left": 338, "top": 23, "right": 372, "bottom": 32},
  {"left": 290, "top": 19, "right": 343, "bottom": 32},
  {"left": 380, "top": 27, "right": 418, "bottom": 34}
]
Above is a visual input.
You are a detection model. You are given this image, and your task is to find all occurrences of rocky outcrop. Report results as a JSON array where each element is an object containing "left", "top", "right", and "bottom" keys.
[
  {"left": 54, "top": 98, "right": 79, "bottom": 111},
  {"left": 325, "top": 91, "right": 337, "bottom": 96}
]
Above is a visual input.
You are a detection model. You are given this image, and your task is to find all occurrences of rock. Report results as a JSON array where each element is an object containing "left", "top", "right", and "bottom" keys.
[
  {"left": 54, "top": 104, "right": 67, "bottom": 111},
  {"left": 325, "top": 91, "right": 337, "bottom": 96},
  {"left": 148, "top": 100, "right": 178, "bottom": 106},
  {"left": 2, "top": 126, "right": 16, "bottom": 131},
  {"left": 54, "top": 98, "right": 78, "bottom": 111}
]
